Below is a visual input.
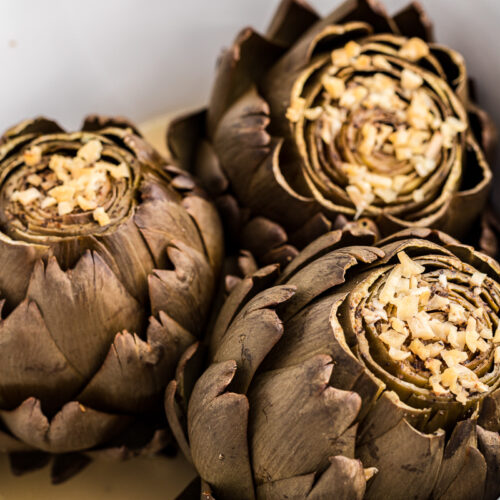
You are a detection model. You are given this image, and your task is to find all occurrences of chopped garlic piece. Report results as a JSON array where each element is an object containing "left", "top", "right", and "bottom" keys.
[
  {"left": 470, "top": 271, "right": 486, "bottom": 287},
  {"left": 389, "top": 347, "right": 411, "bottom": 361},
  {"left": 23, "top": 146, "right": 42, "bottom": 166},
  {"left": 379, "top": 265, "right": 403, "bottom": 305},
  {"left": 409, "top": 339, "right": 430, "bottom": 360},
  {"left": 58, "top": 201, "right": 74, "bottom": 216},
  {"left": 77, "top": 139, "right": 103, "bottom": 163},
  {"left": 426, "top": 358, "right": 442, "bottom": 375},
  {"left": 11, "top": 188, "right": 41, "bottom": 206},
  {"left": 398, "top": 251, "right": 424, "bottom": 277},
  {"left": 441, "top": 349, "right": 468, "bottom": 368},
  {"left": 93, "top": 207, "right": 111, "bottom": 226},
  {"left": 27, "top": 174, "right": 43, "bottom": 187},
  {"left": 322, "top": 75, "right": 345, "bottom": 99},
  {"left": 379, "top": 329, "right": 407, "bottom": 349},
  {"left": 41, "top": 196, "right": 57, "bottom": 209},
  {"left": 399, "top": 37, "right": 430, "bottom": 61},
  {"left": 401, "top": 69, "right": 423, "bottom": 90}
]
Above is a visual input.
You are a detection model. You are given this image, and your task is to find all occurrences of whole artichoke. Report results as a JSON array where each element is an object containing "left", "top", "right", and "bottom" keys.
[
  {"left": 0, "top": 116, "right": 222, "bottom": 479},
  {"left": 167, "top": 227, "right": 500, "bottom": 500},
  {"left": 167, "top": 0, "right": 495, "bottom": 266}
]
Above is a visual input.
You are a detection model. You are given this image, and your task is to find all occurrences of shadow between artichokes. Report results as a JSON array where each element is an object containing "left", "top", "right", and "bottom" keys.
[
  {"left": 166, "top": 226, "right": 500, "bottom": 500},
  {"left": 167, "top": 0, "right": 496, "bottom": 268},
  {"left": 0, "top": 116, "right": 223, "bottom": 481}
]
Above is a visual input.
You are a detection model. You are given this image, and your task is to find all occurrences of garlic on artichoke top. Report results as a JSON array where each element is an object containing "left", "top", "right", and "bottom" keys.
[
  {"left": 287, "top": 38, "right": 467, "bottom": 219},
  {"left": 363, "top": 250, "right": 500, "bottom": 405},
  {"left": 7, "top": 139, "right": 130, "bottom": 227}
]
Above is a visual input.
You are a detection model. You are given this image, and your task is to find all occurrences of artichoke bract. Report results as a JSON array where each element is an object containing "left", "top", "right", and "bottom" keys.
[
  {"left": 0, "top": 116, "right": 222, "bottom": 478},
  {"left": 167, "top": 0, "right": 495, "bottom": 267},
  {"left": 167, "top": 227, "right": 500, "bottom": 500}
]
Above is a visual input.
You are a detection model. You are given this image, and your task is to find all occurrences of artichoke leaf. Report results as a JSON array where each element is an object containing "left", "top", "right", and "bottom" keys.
[
  {"left": 357, "top": 418, "right": 445, "bottom": 500},
  {"left": 213, "top": 285, "right": 295, "bottom": 393},
  {"left": 26, "top": 252, "right": 143, "bottom": 381},
  {"left": 477, "top": 426, "right": 500, "bottom": 500},
  {"left": 149, "top": 240, "right": 214, "bottom": 336},
  {"left": 0, "top": 299, "right": 83, "bottom": 412},
  {"left": 188, "top": 360, "right": 255, "bottom": 500},
  {"left": 249, "top": 355, "right": 361, "bottom": 484},
  {"left": 210, "top": 264, "right": 281, "bottom": 357},
  {"left": 0, "top": 398, "right": 132, "bottom": 454},
  {"left": 432, "top": 420, "right": 487, "bottom": 500}
]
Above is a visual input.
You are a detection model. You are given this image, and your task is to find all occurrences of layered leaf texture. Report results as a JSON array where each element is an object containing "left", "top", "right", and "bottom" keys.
[
  {"left": 168, "top": 226, "right": 500, "bottom": 500},
  {"left": 0, "top": 115, "right": 222, "bottom": 476},
  {"left": 167, "top": 0, "right": 496, "bottom": 267}
]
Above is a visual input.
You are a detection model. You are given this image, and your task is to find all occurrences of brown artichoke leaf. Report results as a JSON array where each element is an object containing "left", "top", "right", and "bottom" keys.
[
  {"left": 166, "top": 108, "right": 206, "bottom": 168},
  {"left": 328, "top": 0, "right": 398, "bottom": 34},
  {"left": 477, "top": 426, "right": 500, "bottom": 500},
  {"left": 210, "top": 264, "right": 281, "bottom": 356},
  {"left": 188, "top": 360, "right": 254, "bottom": 500},
  {"left": 377, "top": 226, "right": 460, "bottom": 249},
  {"left": 182, "top": 194, "right": 224, "bottom": 273},
  {"left": 0, "top": 299, "right": 83, "bottom": 412},
  {"left": 245, "top": 138, "right": 318, "bottom": 230},
  {"left": 0, "top": 398, "right": 132, "bottom": 454},
  {"left": 261, "top": 243, "right": 300, "bottom": 268},
  {"left": 134, "top": 197, "right": 204, "bottom": 268},
  {"left": 282, "top": 246, "right": 384, "bottom": 319},
  {"left": 213, "top": 285, "right": 296, "bottom": 393},
  {"left": 149, "top": 240, "right": 214, "bottom": 336},
  {"left": 432, "top": 420, "right": 487, "bottom": 500},
  {"left": 95, "top": 214, "right": 155, "bottom": 301},
  {"left": 278, "top": 227, "right": 377, "bottom": 284},
  {"left": 240, "top": 217, "right": 288, "bottom": 261},
  {"left": 208, "top": 29, "right": 285, "bottom": 137},
  {"left": 192, "top": 138, "right": 229, "bottom": 197},
  {"left": 265, "top": 0, "right": 320, "bottom": 48},
  {"left": 288, "top": 212, "right": 333, "bottom": 250},
  {"left": 81, "top": 115, "right": 142, "bottom": 136},
  {"left": 468, "top": 101, "right": 498, "bottom": 165},
  {"left": 77, "top": 330, "right": 173, "bottom": 414},
  {"left": 446, "top": 239, "right": 500, "bottom": 283},
  {"left": 393, "top": 1, "right": 434, "bottom": 41},
  {"left": 439, "top": 136, "right": 492, "bottom": 239},
  {"left": 256, "top": 472, "right": 316, "bottom": 500},
  {"left": 329, "top": 291, "right": 385, "bottom": 410},
  {"left": 357, "top": 418, "right": 445, "bottom": 500},
  {"left": 0, "top": 233, "right": 49, "bottom": 308},
  {"left": 26, "top": 252, "right": 144, "bottom": 381},
  {"left": 260, "top": 294, "right": 337, "bottom": 370},
  {"left": 479, "top": 388, "right": 500, "bottom": 432},
  {"left": 357, "top": 391, "right": 431, "bottom": 446},
  {"left": 307, "top": 455, "right": 367, "bottom": 500},
  {"left": 0, "top": 117, "right": 63, "bottom": 142},
  {"left": 249, "top": 355, "right": 361, "bottom": 484},
  {"left": 429, "top": 45, "right": 467, "bottom": 101},
  {"left": 213, "top": 86, "right": 272, "bottom": 200}
]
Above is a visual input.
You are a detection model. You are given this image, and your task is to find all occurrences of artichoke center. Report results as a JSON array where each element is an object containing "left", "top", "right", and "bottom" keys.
[
  {"left": 363, "top": 251, "right": 500, "bottom": 405},
  {"left": 288, "top": 38, "right": 466, "bottom": 218},
  {"left": 4, "top": 139, "right": 131, "bottom": 228}
]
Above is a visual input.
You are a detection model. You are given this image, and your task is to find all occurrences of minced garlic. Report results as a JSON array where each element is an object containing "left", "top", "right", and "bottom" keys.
[
  {"left": 10, "top": 140, "right": 130, "bottom": 227},
  {"left": 362, "top": 251, "right": 497, "bottom": 404}
]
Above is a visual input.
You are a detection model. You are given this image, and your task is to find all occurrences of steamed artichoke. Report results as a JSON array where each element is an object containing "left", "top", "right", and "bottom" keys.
[
  {"left": 167, "top": 227, "right": 500, "bottom": 500},
  {"left": 0, "top": 116, "right": 222, "bottom": 480},
  {"left": 167, "top": 0, "right": 495, "bottom": 267}
]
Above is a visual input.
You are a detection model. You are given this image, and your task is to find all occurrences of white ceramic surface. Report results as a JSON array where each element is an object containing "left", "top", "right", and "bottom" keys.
[{"left": 0, "top": 1, "right": 499, "bottom": 498}]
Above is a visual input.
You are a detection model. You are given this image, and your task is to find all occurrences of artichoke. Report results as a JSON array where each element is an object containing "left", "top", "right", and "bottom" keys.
[
  {"left": 167, "top": 0, "right": 495, "bottom": 267},
  {"left": 167, "top": 227, "right": 500, "bottom": 500},
  {"left": 0, "top": 116, "right": 222, "bottom": 480}
]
